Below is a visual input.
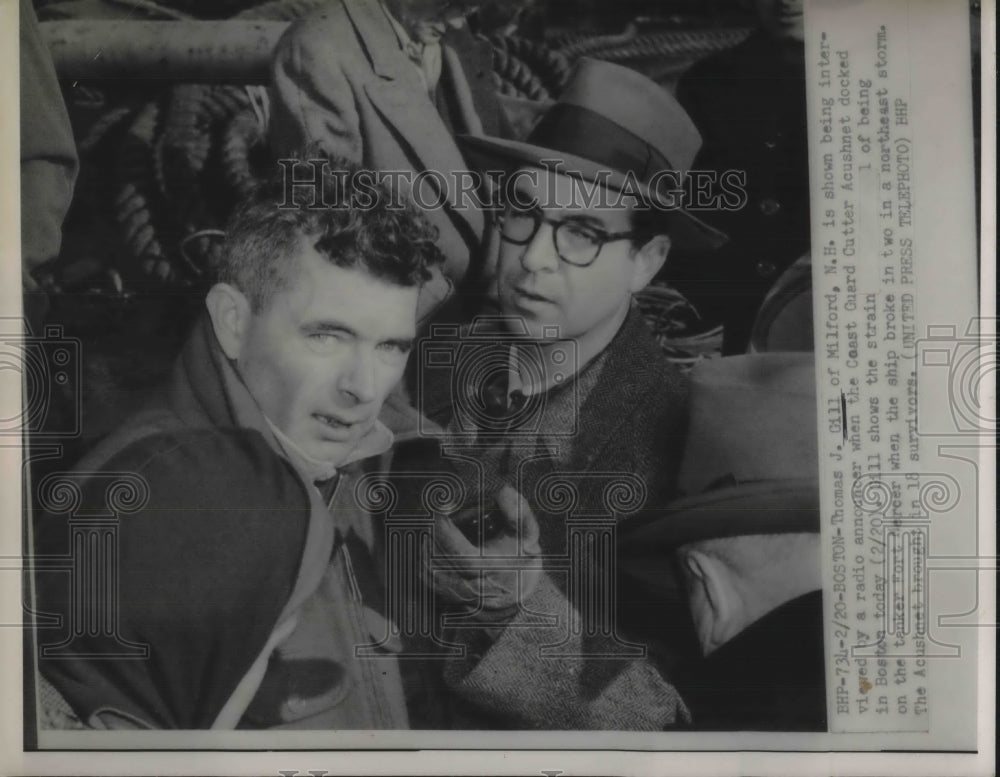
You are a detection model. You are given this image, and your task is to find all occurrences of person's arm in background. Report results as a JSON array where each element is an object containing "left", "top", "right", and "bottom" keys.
[
  {"left": 20, "top": 0, "right": 78, "bottom": 322},
  {"left": 268, "top": 17, "right": 363, "bottom": 162}
]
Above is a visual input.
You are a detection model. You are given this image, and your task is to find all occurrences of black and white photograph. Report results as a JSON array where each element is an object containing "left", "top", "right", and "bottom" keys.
[{"left": 1, "top": 0, "right": 993, "bottom": 772}]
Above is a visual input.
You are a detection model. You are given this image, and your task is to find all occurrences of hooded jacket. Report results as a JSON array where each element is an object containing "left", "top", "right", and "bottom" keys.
[{"left": 33, "top": 315, "right": 409, "bottom": 730}]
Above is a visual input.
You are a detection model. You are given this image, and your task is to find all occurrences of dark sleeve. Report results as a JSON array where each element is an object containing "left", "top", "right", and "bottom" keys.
[{"left": 34, "top": 430, "right": 311, "bottom": 729}]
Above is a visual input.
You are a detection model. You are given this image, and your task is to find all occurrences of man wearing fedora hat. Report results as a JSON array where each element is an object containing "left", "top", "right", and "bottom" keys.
[
  {"left": 458, "top": 56, "right": 730, "bottom": 320},
  {"left": 438, "top": 57, "right": 726, "bottom": 557},
  {"left": 407, "top": 59, "right": 729, "bottom": 729},
  {"left": 619, "top": 352, "right": 827, "bottom": 731},
  {"left": 436, "top": 56, "right": 728, "bottom": 510}
]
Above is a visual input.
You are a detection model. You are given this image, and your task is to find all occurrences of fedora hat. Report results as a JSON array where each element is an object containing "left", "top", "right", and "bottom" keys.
[
  {"left": 457, "top": 58, "right": 728, "bottom": 251},
  {"left": 619, "top": 352, "right": 820, "bottom": 552}
]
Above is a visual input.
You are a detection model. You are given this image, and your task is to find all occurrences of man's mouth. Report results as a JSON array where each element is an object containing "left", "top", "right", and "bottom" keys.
[
  {"left": 513, "top": 287, "right": 554, "bottom": 305},
  {"left": 313, "top": 413, "right": 362, "bottom": 436}
]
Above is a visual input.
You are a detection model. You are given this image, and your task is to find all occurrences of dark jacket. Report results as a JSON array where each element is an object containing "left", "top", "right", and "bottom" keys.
[
  {"left": 33, "top": 317, "right": 410, "bottom": 729},
  {"left": 674, "top": 590, "right": 827, "bottom": 731}
]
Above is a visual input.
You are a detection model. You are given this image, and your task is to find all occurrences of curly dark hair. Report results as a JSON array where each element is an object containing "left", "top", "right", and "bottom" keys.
[{"left": 215, "top": 156, "right": 444, "bottom": 311}]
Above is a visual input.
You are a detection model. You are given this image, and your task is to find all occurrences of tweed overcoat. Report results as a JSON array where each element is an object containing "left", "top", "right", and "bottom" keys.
[{"left": 414, "top": 308, "right": 699, "bottom": 728}]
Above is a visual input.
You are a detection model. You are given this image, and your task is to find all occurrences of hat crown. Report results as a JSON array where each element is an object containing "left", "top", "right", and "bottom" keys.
[
  {"left": 454, "top": 59, "right": 729, "bottom": 250},
  {"left": 543, "top": 58, "right": 703, "bottom": 174}
]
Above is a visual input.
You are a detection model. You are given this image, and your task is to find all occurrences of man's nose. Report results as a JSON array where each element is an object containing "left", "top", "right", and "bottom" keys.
[
  {"left": 519, "top": 222, "right": 560, "bottom": 273},
  {"left": 337, "top": 344, "right": 377, "bottom": 404}
]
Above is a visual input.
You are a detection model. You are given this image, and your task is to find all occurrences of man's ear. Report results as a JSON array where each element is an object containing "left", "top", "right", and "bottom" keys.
[
  {"left": 205, "top": 283, "right": 251, "bottom": 361},
  {"left": 683, "top": 549, "right": 738, "bottom": 655},
  {"left": 629, "top": 234, "right": 671, "bottom": 294}
]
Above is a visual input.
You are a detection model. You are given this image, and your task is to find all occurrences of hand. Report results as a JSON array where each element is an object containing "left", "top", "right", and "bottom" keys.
[{"left": 425, "top": 485, "right": 542, "bottom": 611}]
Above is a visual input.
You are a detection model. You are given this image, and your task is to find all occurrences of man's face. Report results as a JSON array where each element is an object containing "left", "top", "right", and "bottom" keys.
[
  {"left": 495, "top": 169, "right": 654, "bottom": 353},
  {"left": 235, "top": 241, "right": 418, "bottom": 465}
]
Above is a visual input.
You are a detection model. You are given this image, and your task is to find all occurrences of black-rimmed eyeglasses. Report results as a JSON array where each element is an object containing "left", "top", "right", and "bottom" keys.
[{"left": 497, "top": 207, "right": 641, "bottom": 268}]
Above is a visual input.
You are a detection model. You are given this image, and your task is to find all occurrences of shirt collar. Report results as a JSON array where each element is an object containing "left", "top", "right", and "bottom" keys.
[
  {"left": 381, "top": 0, "right": 421, "bottom": 56},
  {"left": 381, "top": 0, "right": 444, "bottom": 97}
]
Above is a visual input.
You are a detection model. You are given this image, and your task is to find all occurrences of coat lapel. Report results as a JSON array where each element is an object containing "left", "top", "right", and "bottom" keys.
[
  {"left": 568, "top": 308, "right": 685, "bottom": 474},
  {"left": 343, "top": 0, "right": 484, "bottom": 237}
]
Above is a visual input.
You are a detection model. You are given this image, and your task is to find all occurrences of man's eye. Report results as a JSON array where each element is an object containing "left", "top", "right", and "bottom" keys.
[
  {"left": 307, "top": 331, "right": 342, "bottom": 345},
  {"left": 506, "top": 207, "right": 535, "bottom": 222},
  {"left": 561, "top": 223, "right": 601, "bottom": 244},
  {"left": 377, "top": 341, "right": 411, "bottom": 356}
]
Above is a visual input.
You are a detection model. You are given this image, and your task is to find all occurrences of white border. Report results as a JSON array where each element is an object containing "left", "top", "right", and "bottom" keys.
[{"left": 1, "top": 0, "right": 994, "bottom": 773}]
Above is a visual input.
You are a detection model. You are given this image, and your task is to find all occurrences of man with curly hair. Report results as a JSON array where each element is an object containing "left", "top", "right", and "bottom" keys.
[{"left": 33, "top": 162, "right": 447, "bottom": 729}]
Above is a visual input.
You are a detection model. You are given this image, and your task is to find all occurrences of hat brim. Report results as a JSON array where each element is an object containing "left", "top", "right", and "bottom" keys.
[
  {"left": 618, "top": 479, "right": 820, "bottom": 552},
  {"left": 456, "top": 134, "right": 728, "bottom": 252}
]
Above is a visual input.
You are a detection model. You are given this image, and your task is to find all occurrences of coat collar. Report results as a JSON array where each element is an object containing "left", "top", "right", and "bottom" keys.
[
  {"left": 170, "top": 314, "right": 393, "bottom": 481},
  {"left": 352, "top": 0, "right": 492, "bottom": 98}
]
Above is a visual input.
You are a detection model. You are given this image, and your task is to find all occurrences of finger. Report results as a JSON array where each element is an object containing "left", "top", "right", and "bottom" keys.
[
  {"left": 433, "top": 514, "right": 480, "bottom": 556},
  {"left": 495, "top": 485, "right": 541, "bottom": 553}
]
